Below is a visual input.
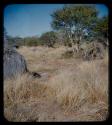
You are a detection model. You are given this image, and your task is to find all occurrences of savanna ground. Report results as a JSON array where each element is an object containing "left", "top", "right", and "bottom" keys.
[{"left": 4, "top": 46, "right": 109, "bottom": 121}]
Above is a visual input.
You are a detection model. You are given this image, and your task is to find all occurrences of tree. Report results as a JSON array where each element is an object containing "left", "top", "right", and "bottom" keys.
[
  {"left": 93, "top": 16, "right": 108, "bottom": 47},
  {"left": 40, "top": 31, "right": 57, "bottom": 47},
  {"left": 51, "top": 4, "right": 98, "bottom": 53}
]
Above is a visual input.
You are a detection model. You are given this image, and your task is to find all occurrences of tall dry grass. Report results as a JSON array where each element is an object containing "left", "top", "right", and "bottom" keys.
[
  {"left": 4, "top": 46, "right": 109, "bottom": 121},
  {"left": 47, "top": 59, "right": 108, "bottom": 115}
]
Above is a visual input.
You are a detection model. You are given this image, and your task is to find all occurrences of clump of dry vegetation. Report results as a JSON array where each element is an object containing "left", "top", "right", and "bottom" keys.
[{"left": 4, "top": 46, "right": 108, "bottom": 121}]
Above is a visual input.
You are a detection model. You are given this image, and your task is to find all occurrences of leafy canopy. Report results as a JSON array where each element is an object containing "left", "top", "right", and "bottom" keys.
[
  {"left": 51, "top": 5, "right": 98, "bottom": 32},
  {"left": 93, "top": 16, "right": 108, "bottom": 38},
  {"left": 40, "top": 31, "right": 57, "bottom": 47}
]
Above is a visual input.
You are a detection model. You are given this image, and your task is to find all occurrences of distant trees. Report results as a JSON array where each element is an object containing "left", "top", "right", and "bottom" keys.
[
  {"left": 23, "top": 36, "right": 42, "bottom": 46},
  {"left": 6, "top": 33, "right": 57, "bottom": 47},
  {"left": 7, "top": 36, "right": 23, "bottom": 47},
  {"left": 6, "top": 36, "right": 43, "bottom": 47},
  {"left": 39, "top": 31, "right": 57, "bottom": 47}
]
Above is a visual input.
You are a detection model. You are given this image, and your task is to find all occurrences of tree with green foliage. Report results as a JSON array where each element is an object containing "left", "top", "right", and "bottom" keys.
[
  {"left": 40, "top": 31, "right": 57, "bottom": 47},
  {"left": 51, "top": 4, "right": 98, "bottom": 53},
  {"left": 93, "top": 16, "right": 108, "bottom": 47}
]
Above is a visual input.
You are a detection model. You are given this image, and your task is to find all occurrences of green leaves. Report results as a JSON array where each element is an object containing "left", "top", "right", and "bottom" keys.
[
  {"left": 40, "top": 31, "right": 57, "bottom": 47},
  {"left": 51, "top": 4, "right": 107, "bottom": 49},
  {"left": 51, "top": 5, "right": 98, "bottom": 31},
  {"left": 93, "top": 16, "right": 108, "bottom": 38}
]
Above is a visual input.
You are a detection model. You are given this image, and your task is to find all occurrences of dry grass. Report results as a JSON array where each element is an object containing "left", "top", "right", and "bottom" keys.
[{"left": 4, "top": 46, "right": 109, "bottom": 121}]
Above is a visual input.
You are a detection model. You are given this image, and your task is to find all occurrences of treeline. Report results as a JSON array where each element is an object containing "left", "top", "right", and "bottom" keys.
[
  {"left": 7, "top": 32, "right": 56, "bottom": 47},
  {"left": 6, "top": 5, "right": 108, "bottom": 50}
]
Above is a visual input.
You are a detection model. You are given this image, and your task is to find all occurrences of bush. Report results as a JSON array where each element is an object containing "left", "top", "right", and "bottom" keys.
[{"left": 82, "top": 41, "right": 105, "bottom": 60}]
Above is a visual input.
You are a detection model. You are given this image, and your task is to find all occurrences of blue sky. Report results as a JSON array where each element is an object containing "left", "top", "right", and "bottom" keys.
[{"left": 4, "top": 4, "right": 108, "bottom": 38}]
